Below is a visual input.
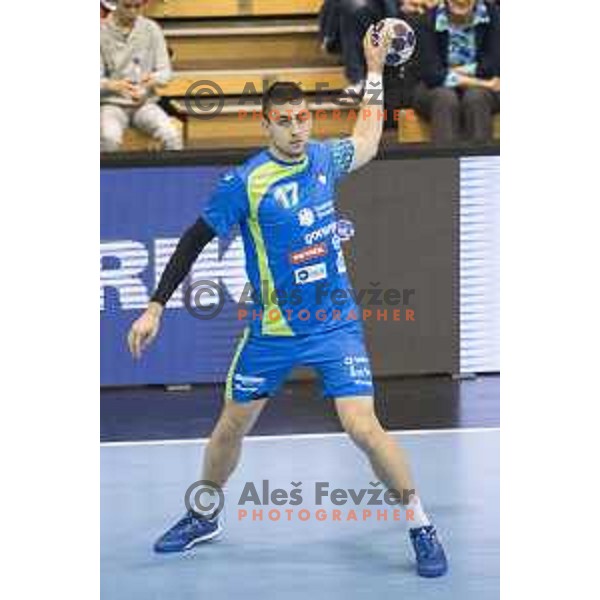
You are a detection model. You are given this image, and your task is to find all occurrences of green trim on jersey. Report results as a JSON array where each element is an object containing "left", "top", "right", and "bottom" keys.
[
  {"left": 225, "top": 326, "right": 251, "bottom": 401},
  {"left": 247, "top": 157, "right": 308, "bottom": 336}
]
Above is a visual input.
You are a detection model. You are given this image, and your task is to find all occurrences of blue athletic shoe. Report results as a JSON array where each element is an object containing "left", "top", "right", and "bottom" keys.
[
  {"left": 153, "top": 511, "right": 223, "bottom": 553},
  {"left": 409, "top": 525, "right": 448, "bottom": 577}
]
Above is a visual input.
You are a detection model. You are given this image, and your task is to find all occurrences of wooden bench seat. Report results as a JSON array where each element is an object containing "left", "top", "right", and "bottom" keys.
[
  {"left": 146, "top": 0, "right": 323, "bottom": 19},
  {"left": 121, "top": 118, "right": 183, "bottom": 151},
  {"left": 397, "top": 108, "right": 500, "bottom": 143},
  {"left": 158, "top": 66, "right": 347, "bottom": 97},
  {"left": 162, "top": 19, "right": 338, "bottom": 70}
]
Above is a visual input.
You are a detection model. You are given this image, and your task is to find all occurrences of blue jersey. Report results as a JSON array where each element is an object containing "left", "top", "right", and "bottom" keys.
[{"left": 202, "top": 139, "right": 360, "bottom": 337}]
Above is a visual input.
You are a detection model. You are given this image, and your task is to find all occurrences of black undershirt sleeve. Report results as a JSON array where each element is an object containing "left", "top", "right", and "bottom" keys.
[{"left": 150, "top": 217, "right": 216, "bottom": 306}]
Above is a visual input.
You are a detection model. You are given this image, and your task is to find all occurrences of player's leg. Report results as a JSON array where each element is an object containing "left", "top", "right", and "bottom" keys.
[
  {"left": 334, "top": 395, "right": 414, "bottom": 496},
  {"left": 315, "top": 324, "right": 447, "bottom": 576},
  {"left": 201, "top": 396, "right": 267, "bottom": 487},
  {"left": 100, "top": 104, "right": 129, "bottom": 151},
  {"left": 334, "top": 394, "right": 447, "bottom": 577},
  {"left": 154, "top": 329, "right": 293, "bottom": 553},
  {"left": 132, "top": 102, "right": 183, "bottom": 150}
]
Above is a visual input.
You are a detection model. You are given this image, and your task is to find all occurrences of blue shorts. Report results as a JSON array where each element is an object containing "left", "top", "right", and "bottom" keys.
[{"left": 225, "top": 323, "right": 374, "bottom": 403}]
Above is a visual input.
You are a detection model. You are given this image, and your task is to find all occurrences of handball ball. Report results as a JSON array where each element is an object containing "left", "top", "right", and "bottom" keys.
[{"left": 370, "top": 18, "right": 417, "bottom": 67}]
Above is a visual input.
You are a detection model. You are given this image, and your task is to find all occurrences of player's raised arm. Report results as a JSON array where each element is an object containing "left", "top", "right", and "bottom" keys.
[
  {"left": 348, "top": 23, "right": 391, "bottom": 172},
  {"left": 127, "top": 217, "right": 216, "bottom": 359}
]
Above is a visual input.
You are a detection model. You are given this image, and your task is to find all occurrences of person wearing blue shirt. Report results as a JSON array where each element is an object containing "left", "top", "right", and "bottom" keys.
[
  {"left": 127, "top": 25, "right": 447, "bottom": 578},
  {"left": 413, "top": 0, "right": 500, "bottom": 142}
]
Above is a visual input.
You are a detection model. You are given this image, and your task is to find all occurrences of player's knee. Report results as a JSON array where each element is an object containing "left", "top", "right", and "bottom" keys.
[{"left": 213, "top": 410, "right": 252, "bottom": 444}]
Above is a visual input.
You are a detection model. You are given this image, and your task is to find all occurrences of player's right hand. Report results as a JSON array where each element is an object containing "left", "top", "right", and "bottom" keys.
[
  {"left": 363, "top": 22, "right": 391, "bottom": 74},
  {"left": 127, "top": 303, "right": 163, "bottom": 359}
]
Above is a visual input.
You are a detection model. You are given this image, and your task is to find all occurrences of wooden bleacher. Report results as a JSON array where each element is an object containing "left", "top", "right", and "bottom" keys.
[
  {"left": 119, "top": 0, "right": 498, "bottom": 150},
  {"left": 145, "top": 0, "right": 322, "bottom": 19},
  {"left": 159, "top": 65, "right": 346, "bottom": 97},
  {"left": 162, "top": 19, "right": 338, "bottom": 70},
  {"left": 397, "top": 109, "right": 500, "bottom": 143},
  {"left": 122, "top": 118, "right": 183, "bottom": 151}
]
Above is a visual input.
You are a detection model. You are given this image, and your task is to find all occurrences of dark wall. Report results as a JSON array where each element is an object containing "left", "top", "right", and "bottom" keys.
[{"left": 336, "top": 158, "right": 458, "bottom": 376}]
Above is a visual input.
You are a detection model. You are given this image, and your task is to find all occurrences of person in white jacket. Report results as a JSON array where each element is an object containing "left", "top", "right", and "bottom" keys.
[{"left": 100, "top": 0, "right": 182, "bottom": 151}]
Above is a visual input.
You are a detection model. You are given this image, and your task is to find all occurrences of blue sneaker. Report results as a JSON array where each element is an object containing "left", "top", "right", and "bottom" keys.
[
  {"left": 409, "top": 525, "right": 448, "bottom": 577},
  {"left": 153, "top": 511, "right": 223, "bottom": 553}
]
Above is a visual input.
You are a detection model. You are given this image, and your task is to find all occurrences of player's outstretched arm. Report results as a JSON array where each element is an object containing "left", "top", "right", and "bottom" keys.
[
  {"left": 127, "top": 217, "right": 216, "bottom": 359},
  {"left": 348, "top": 23, "right": 391, "bottom": 172}
]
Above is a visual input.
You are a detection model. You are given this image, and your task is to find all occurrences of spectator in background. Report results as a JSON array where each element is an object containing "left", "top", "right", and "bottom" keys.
[
  {"left": 100, "top": 1, "right": 116, "bottom": 21},
  {"left": 320, "top": 1, "right": 440, "bottom": 102},
  {"left": 320, "top": 0, "right": 401, "bottom": 100},
  {"left": 413, "top": 0, "right": 500, "bottom": 143},
  {"left": 401, "top": 0, "right": 440, "bottom": 15},
  {"left": 100, "top": 0, "right": 182, "bottom": 151}
]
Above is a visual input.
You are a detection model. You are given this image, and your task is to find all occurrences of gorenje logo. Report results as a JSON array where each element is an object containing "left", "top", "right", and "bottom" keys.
[
  {"left": 100, "top": 237, "right": 247, "bottom": 311},
  {"left": 304, "top": 222, "right": 338, "bottom": 245}
]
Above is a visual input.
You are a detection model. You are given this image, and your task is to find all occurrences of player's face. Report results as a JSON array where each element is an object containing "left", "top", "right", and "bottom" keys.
[
  {"left": 263, "top": 100, "right": 312, "bottom": 160},
  {"left": 447, "top": 0, "right": 476, "bottom": 19}
]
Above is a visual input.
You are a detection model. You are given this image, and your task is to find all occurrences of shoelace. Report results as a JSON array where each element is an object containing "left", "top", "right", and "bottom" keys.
[{"left": 171, "top": 512, "right": 206, "bottom": 534}]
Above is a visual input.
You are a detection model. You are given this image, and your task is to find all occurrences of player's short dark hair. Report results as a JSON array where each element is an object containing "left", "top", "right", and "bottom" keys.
[{"left": 261, "top": 82, "right": 306, "bottom": 120}]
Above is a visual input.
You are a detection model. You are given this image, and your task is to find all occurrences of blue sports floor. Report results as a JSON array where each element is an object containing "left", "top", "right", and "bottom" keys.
[{"left": 101, "top": 427, "right": 499, "bottom": 599}]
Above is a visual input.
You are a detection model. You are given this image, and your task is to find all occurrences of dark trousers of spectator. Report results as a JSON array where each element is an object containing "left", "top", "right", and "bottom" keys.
[
  {"left": 337, "top": 0, "right": 398, "bottom": 84},
  {"left": 413, "top": 83, "right": 500, "bottom": 143}
]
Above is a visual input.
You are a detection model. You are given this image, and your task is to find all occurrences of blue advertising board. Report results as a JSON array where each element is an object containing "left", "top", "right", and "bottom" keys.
[{"left": 101, "top": 166, "right": 247, "bottom": 386}]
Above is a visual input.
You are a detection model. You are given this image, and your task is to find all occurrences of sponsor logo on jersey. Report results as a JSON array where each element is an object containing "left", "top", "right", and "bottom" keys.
[
  {"left": 304, "top": 222, "right": 338, "bottom": 245},
  {"left": 315, "top": 201, "right": 335, "bottom": 219},
  {"left": 318, "top": 174, "right": 327, "bottom": 185},
  {"left": 297, "top": 207, "right": 315, "bottom": 227},
  {"left": 233, "top": 374, "right": 266, "bottom": 394},
  {"left": 289, "top": 242, "right": 328, "bottom": 265},
  {"left": 343, "top": 355, "right": 372, "bottom": 381},
  {"left": 337, "top": 219, "right": 355, "bottom": 241},
  {"left": 294, "top": 262, "right": 328, "bottom": 285}
]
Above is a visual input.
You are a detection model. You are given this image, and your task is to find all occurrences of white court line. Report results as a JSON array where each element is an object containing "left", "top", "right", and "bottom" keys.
[{"left": 100, "top": 427, "right": 499, "bottom": 448}]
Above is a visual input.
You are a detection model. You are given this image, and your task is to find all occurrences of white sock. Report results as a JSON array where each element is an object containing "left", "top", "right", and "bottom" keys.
[{"left": 406, "top": 495, "right": 431, "bottom": 529}]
